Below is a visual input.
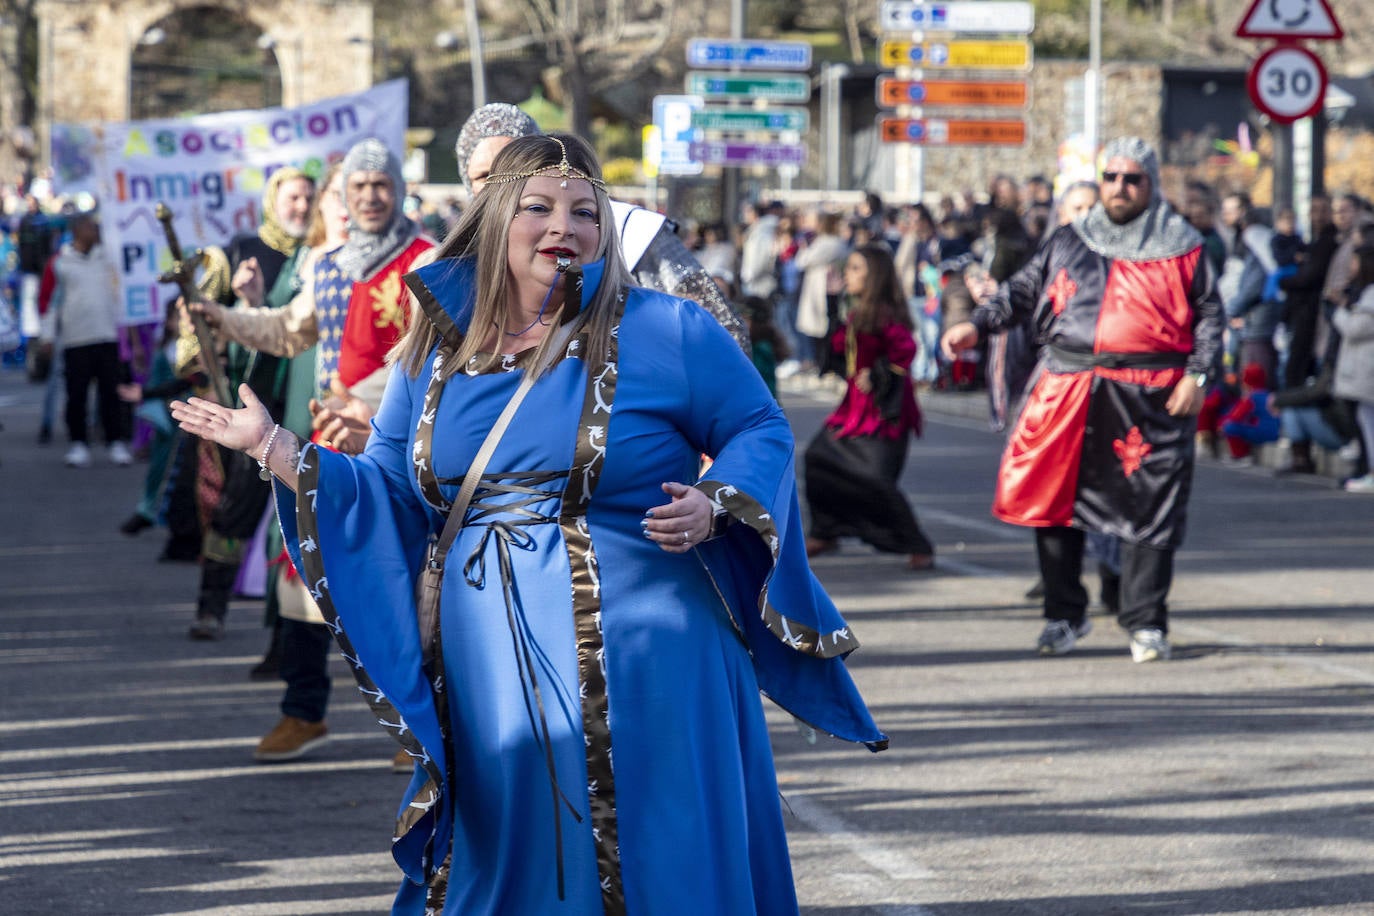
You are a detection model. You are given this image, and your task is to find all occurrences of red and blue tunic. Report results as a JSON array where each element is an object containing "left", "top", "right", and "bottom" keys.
[{"left": 314, "top": 235, "right": 435, "bottom": 396}]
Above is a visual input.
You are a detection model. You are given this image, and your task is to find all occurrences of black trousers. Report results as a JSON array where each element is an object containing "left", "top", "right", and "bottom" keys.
[
  {"left": 63, "top": 342, "right": 123, "bottom": 445},
  {"left": 280, "top": 617, "right": 333, "bottom": 723},
  {"left": 1035, "top": 526, "right": 1173, "bottom": 633},
  {"left": 1283, "top": 300, "right": 1320, "bottom": 391}
]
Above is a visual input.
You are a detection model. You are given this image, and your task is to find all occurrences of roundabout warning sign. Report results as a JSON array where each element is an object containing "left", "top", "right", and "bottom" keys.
[{"left": 1235, "top": 0, "right": 1342, "bottom": 42}]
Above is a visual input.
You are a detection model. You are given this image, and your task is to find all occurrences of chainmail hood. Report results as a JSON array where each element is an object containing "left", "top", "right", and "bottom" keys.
[
  {"left": 335, "top": 138, "right": 419, "bottom": 282},
  {"left": 1075, "top": 136, "right": 1201, "bottom": 262},
  {"left": 454, "top": 103, "right": 539, "bottom": 195}
]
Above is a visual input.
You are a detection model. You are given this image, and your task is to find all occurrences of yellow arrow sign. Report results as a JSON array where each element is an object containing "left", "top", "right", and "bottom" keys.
[{"left": 880, "top": 40, "right": 1032, "bottom": 71}]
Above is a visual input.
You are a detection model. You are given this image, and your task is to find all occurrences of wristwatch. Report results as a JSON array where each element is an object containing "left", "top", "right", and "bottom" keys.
[
  {"left": 1190, "top": 371, "right": 1208, "bottom": 389},
  {"left": 705, "top": 505, "right": 732, "bottom": 541}
]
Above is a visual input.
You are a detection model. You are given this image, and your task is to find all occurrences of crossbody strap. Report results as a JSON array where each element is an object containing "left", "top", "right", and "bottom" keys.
[{"left": 426, "top": 318, "right": 581, "bottom": 570}]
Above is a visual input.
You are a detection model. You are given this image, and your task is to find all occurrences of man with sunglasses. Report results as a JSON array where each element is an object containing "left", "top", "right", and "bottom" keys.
[{"left": 942, "top": 136, "right": 1223, "bottom": 663}]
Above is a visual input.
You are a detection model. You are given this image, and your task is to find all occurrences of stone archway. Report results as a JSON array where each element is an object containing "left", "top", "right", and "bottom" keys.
[{"left": 37, "top": 0, "right": 375, "bottom": 131}]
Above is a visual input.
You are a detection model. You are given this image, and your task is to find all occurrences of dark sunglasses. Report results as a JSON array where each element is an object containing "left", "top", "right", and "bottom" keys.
[{"left": 1102, "top": 171, "right": 1147, "bottom": 187}]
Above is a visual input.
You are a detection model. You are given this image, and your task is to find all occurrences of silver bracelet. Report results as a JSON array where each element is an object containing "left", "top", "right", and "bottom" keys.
[{"left": 256, "top": 424, "right": 281, "bottom": 481}]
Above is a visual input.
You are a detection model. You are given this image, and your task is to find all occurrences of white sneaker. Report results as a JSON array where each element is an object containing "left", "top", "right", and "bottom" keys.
[
  {"left": 1337, "top": 440, "right": 1363, "bottom": 462},
  {"left": 107, "top": 441, "right": 133, "bottom": 466},
  {"left": 64, "top": 442, "right": 92, "bottom": 468},
  {"left": 1344, "top": 474, "right": 1374, "bottom": 494},
  {"left": 1130, "top": 627, "right": 1172, "bottom": 663},
  {"left": 776, "top": 359, "right": 802, "bottom": 380}
]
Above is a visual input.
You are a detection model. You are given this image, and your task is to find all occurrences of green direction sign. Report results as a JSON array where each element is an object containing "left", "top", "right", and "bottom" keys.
[
  {"left": 691, "top": 108, "right": 810, "bottom": 132},
  {"left": 685, "top": 72, "right": 811, "bottom": 102}
]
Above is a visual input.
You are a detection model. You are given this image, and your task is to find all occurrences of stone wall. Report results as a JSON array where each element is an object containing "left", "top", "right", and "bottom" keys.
[{"left": 36, "top": 0, "right": 374, "bottom": 132}]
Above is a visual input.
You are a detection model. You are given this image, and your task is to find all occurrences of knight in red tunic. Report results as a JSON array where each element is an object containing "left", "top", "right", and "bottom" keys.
[{"left": 942, "top": 137, "right": 1223, "bottom": 663}]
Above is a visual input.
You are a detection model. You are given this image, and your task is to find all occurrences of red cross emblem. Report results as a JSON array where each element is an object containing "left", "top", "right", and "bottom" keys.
[
  {"left": 1112, "top": 426, "right": 1152, "bottom": 478},
  {"left": 1046, "top": 268, "right": 1077, "bottom": 315}
]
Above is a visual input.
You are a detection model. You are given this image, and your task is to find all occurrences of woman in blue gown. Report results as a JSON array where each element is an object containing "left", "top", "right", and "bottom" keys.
[{"left": 173, "top": 135, "right": 886, "bottom": 915}]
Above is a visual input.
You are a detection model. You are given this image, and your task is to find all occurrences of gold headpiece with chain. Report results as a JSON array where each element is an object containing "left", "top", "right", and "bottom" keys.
[{"left": 483, "top": 136, "right": 608, "bottom": 192}]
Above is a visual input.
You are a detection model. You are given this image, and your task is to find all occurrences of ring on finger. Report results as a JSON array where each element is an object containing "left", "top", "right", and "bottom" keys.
[{"left": 682, "top": 530, "right": 689, "bottom": 544}]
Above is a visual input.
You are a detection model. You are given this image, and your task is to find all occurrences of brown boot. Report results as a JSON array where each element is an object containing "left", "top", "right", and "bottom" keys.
[{"left": 254, "top": 716, "right": 329, "bottom": 762}]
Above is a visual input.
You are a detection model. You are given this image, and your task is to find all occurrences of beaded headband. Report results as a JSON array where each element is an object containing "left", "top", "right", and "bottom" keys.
[{"left": 483, "top": 136, "right": 608, "bottom": 192}]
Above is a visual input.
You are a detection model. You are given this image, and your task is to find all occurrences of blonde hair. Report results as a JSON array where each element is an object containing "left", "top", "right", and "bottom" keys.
[{"left": 391, "top": 134, "right": 629, "bottom": 379}]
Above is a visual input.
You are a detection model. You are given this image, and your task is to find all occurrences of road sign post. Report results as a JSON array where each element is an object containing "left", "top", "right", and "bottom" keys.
[
  {"left": 877, "top": 0, "right": 1035, "bottom": 198},
  {"left": 1234, "top": 0, "right": 1343, "bottom": 219}
]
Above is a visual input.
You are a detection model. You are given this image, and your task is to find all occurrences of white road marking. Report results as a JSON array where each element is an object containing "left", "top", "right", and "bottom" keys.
[{"left": 786, "top": 791, "right": 937, "bottom": 890}]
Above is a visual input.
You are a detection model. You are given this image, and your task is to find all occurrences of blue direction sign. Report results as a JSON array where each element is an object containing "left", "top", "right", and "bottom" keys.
[
  {"left": 689, "top": 141, "right": 807, "bottom": 168},
  {"left": 687, "top": 39, "right": 812, "bottom": 71}
]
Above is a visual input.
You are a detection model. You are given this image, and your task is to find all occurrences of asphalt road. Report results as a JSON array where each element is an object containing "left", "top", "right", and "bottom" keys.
[{"left": 3, "top": 364, "right": 1373, "bottom": 916}]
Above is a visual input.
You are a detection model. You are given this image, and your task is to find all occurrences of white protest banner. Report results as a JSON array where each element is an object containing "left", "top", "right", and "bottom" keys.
[{"left": 55, "top": 79, "right": 408, "bottom": 325}]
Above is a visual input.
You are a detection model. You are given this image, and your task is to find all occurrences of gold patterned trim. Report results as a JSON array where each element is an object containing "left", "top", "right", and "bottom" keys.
[
  {"left": 558, "top": 301, "right": 626, "bottom": 914},
  {"left": 697, "top": 478, "right": 861, "bottom": 658},
  {"left": 414, "top": 347, "right": 458, "bottom": 513}
]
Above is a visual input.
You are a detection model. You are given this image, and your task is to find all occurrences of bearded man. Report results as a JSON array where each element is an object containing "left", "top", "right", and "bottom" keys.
[
  {"left": 198, "top": 139, "right": 435, "bottom": 452},
  {"left": 942, "top": 137, "right": 1223, "bottom": 663}
]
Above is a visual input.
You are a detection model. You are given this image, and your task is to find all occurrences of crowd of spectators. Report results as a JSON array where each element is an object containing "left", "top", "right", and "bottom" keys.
[
  {"left": 3, "top": 165, "right": 1371, "bottom": 492},
  {"left": 665, "top": 173, "right": 1372, "bottom": 492}
]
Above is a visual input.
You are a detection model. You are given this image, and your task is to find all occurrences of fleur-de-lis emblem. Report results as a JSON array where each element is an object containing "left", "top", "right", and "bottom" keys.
[
  {"left": 1113, "top": 426, "right": 1152, "bottom": 477},
  {"left": 370, "top": 271, "right": 405, "bottom": 330},
  {"left": 1046, "top": 268, "right": 1077, "bottom": 316}
]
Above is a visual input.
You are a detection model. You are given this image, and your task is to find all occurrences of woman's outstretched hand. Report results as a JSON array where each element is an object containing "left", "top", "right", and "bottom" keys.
[
  {"left": 170, "top": 383, "right": 276, "bottom": 459},
  {"left": 643, "top": 481, "right": 713, "bottom": 554}
]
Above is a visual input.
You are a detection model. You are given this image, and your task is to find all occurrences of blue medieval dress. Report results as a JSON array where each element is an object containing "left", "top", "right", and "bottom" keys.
[{"left": 276, "top": 257, "right": 886, "bottom": 915}]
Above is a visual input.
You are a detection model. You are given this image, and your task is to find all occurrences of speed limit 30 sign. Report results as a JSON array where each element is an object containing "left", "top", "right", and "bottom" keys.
[{"left": 1247, "top": 44, "right": 1327, "bottom": 123}]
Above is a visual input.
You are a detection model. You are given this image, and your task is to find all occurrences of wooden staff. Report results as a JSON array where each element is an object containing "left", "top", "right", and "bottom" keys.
[{"left": 155, "top": 203, "right": 232, "bottom": 406}]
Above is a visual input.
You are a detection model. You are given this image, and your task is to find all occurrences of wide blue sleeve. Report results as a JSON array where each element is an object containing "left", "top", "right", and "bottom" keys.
[
  {"left": 273, "top": 363, "right": 453, "bottom": 884},
  {"left": 670, "top": 300, "right": 888, "bottom": 750}
]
